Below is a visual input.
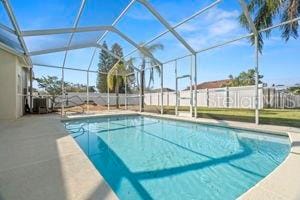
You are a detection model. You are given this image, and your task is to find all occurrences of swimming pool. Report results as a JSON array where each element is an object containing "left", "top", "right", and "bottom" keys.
[{"left": 64, "top": 115, "right": 290, "bottom": 200}]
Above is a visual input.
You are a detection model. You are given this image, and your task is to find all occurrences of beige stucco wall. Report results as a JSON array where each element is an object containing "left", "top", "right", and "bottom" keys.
[{"left": 0, "top": 48, "right": 28, "bottom": 119}]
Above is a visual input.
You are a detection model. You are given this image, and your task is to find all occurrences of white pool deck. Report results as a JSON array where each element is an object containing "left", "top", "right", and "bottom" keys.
[{"left": 0, "top": 111, "right": 299, "bottom": 200}]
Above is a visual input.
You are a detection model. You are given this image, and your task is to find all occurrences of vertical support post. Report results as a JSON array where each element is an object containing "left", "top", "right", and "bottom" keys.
[
  {"left": 175, "top": 60, "right": 178, "bottom": 116},
  {"left": 29, "top": 67, "right": 33, "bottom": 112},
  {"left": 190, "top": 55, "right": 193, "bottom": 117},
  {"left": 125, "top": 75, "right": 127, "bottom": 110},
  {"left": 140, "top": 65, "right": 145, "bottom": 112},
  {"left": 139, "top": 71, "right": 142, "bottom": 112},
  {"left": 107, "top": 76, "right": 110, "bottom": 111},
  {"left": 193, "top": 54, "right": 198, "bottom": 118},
  {"left": 116, "top": 70, "right": 119, "bottom": 109},
  {"left": 239, "top": 0, "right": 259, "bottom": 124},
  {"left": 61, "top": 68, "right": 65, "bottom": 117},
  {"left": 160, "top": 64, "right": 164, "bottom": 115},
  {"left": 86, "top": 71, "right": 89, "bottom": 113},
  {"left": 254, "top": 35, "right": 259, "bottom": 124}
]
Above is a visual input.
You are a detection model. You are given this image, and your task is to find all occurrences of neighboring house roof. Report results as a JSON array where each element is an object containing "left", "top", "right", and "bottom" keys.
[{"left": 184, "top": 79, "right": 231, "bottom": 90}]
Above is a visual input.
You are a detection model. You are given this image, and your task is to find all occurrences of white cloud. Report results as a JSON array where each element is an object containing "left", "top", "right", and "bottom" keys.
[
  {"left": 208, "top": 19, "right": 239, "bottom": 36},
  {"left": 203, "top": 8, "right": 239, "bottom": 22},
  {"left": 175, "top": 7, "right": 248, "bottom": 50}
]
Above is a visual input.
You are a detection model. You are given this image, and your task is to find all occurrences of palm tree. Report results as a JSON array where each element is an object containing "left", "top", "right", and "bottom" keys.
[
  {"left": 129, "top": 43, "right": 163, "bottom": 111},
  {"left": 240, "top": 0, "right": 299, "bottom": 52},
  {"left": 107, "top": 62, "right": 127, "bottom": 109}
]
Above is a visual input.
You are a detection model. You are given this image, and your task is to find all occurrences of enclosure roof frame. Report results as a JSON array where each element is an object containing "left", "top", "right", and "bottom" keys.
[
  {"left": 22, "top": 25, "right": 162, "bottom": 68},
  {"left": 1, "top": 0, "right": 300, "bottom": 77}
]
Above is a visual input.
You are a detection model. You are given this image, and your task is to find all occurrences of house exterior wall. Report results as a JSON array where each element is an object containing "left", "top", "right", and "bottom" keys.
[
  {"left": 0, "top": 48, "right": 28, "bottom": 119},
  {"left": 16, "top": 59, "right": 27, "bottom": 118}
]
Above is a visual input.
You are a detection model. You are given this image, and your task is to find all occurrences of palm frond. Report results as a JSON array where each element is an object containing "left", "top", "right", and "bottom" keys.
[
  {"left": 281, "top": 0, "right": 299, "bottom": 40},
  {"left": 239, "top": 0, "right": 284, "bottom": 52},
  {"left": 146, "top": 43, "right": 164, "bottom": 53}
]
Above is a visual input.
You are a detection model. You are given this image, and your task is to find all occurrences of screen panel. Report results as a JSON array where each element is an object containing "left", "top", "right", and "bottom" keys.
[
  {"left": 0, "top": 1, "right": 13, "bottom": 28},
  {"left": 148, "top": 0, "right": 216, "bottom": 26},
  {"left": 64, "top": 48, "right": 95, "bottom": 70},
  {"left": 0, "top": 27, "right": 23, "bottom": 52},
  {"left": 115, "top": 2, "right": 166, "bottom": 46},
  {"left": 70, "top": 31, "right": 105, "bottom": 46},
  {"left": 145, "top": 32, "right": 190, "bottom": 63},
  {"left": 78, "top": 0, "right": 131, "bottom": 26},
  {"left": 31, "top": 52, "right": 66, "bottom": 67},
  {"left": 24, "top": 34, "right": 71, "bottom": 52},
  {"left": 176, "top": 0, "right": 249, "bottom": 51},
  {"left": 10, "top": 0, "right": 82, "bottom": 30}
]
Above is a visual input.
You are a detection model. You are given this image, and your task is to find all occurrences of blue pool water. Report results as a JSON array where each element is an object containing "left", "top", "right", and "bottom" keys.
[{"left": 64, "top": 115, "right": 290, "bottom": 200}]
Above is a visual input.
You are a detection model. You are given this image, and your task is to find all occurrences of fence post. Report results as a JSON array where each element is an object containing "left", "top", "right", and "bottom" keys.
[
  {"left": 226, "top": 86, "right": 229, "bottom": 108},
  {"left": 206, "top": 88, "right": 209, "bottom": 107},
  {"left": 167, "top": 92, "right": 169, "bottom": 106},
  {"left": 157, "top": 92, "right": 159, "bottom": 106},
  {"left": 107, "top": 77, "right": 110, "bottom": 111}
]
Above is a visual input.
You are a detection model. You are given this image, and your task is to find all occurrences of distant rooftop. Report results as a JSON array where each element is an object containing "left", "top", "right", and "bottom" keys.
[
  {"left": 184, "top": 79, "right": 230, "bottom": 90},
  {"left": 147, "top": 88, "right": 175, "bottom": 93}
]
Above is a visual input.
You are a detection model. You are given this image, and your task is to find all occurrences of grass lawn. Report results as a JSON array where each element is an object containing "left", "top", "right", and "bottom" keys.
[{"left": 142, "top": 105, "right": 300, "bottom": 128}]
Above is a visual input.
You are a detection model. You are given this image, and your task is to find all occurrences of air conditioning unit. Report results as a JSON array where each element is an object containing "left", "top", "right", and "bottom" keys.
[{"left": 33, "top": 97, "right": 49, "bottom": 114}]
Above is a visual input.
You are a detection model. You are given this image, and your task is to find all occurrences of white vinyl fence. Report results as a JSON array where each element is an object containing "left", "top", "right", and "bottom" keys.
[
  {"left": 263, "top": 88, "right": 300, "bottom": 108},
  {"left": 55, "top": 93, "right": 139, "bottom": 107},
  {"left": 145, "top": 85, "right": 264, "bottom": 109},
  {"left": 43, "top": 86, "right": 299, "bottom": 109}
]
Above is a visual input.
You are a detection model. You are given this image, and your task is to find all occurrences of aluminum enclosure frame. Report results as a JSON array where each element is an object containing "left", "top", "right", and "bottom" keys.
[{"left": 1, "top": 0, "right": 299, "bottom": 123}]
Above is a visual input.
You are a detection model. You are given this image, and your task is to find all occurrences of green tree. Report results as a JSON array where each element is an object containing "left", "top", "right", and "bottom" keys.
[
  {"left": 288, "top": 86, "right": 300, "bottom": 94},
  {"left": 130, "top": 43, "right": 163, "bottom": 111},
  {"left": 111, "top": 43, "right": 126, "bottom": 93},
  {"left": 88, "top": 86, "right": 96, "bottom": 93},
  {"left": 224, "top": 68, "right": 264, "bottom": 87},
  {"left": 107, "top": 62, "right": 128, "bottom": 108},
  {"left": 97, "top": 42, "right": 136, "bottom": 104},
  {"left": 97, "top": 41, "right": 112, "bottom": 92},
  {"left": 240, "top": 0, "right": 300, "bottom": 52},
  {"left": 34, "top": 76, "right": 69, "bottom": 109},
  {"left": 106, "top": 43, "right": 127, "bottom": 108},
  {"left": 65, "top": 83, "right": 96, "bottom": 93}
]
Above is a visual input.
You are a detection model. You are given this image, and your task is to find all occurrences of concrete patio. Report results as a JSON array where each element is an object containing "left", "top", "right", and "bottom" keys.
[{"left": 0, "top": 114, "right": 117, "bottom": 200}]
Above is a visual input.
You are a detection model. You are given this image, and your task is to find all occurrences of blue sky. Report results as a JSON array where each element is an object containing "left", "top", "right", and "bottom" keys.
[{"left": 2, "top": 0, "right": 300, "bottom": 90}]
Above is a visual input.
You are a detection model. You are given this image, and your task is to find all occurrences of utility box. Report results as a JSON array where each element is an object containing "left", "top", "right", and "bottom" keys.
[{"left": 33, "top": 98, "right": 49, "bottom": 114}]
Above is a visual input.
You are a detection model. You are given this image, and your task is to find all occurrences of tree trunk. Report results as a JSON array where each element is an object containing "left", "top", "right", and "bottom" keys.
[
  {"left": 147, "top": 68, "right": 153, "bottom": 89},
  {"left": 51, "top": 97, "right": 55, "bottom": 111}
]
